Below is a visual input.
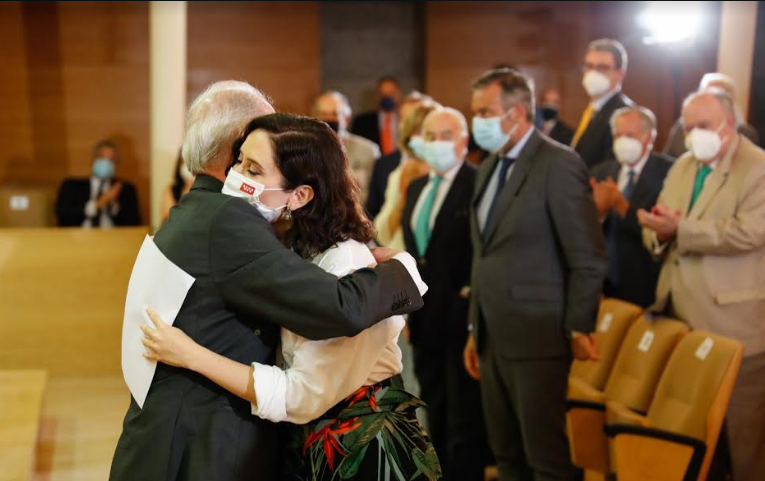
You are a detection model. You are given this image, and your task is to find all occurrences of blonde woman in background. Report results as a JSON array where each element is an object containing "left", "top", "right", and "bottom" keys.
[{"left": 374, "top": 101, "right": 440, "bottom": 249}]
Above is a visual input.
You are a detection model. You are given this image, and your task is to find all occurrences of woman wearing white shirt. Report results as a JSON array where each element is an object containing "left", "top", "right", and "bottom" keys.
[{"left": 142, "top": 113, "right": 441, "bottom": 480}]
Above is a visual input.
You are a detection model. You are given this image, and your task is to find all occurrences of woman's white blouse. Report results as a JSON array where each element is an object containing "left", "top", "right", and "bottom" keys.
[{"left": 250, "top": 239, "right": 409, "bottom": 425}]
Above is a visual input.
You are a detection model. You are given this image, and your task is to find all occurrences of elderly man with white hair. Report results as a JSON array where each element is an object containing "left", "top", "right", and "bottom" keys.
[
  {"left": 640, "top": 89, "right": 765, "bottom": 481},
  {"left": 313, "top": 90, "right": 380, "bottom": 203},
  {"left": 664, "top": 72, "right": 760, "bottom": 157},
  {"left": 109, "top": 81, "right": 427, "bottom": 481},
  {"left": 400, "top": 107, "right": 489, "bottom": 481},
  {"left": 590, "top": 105, "right": 674, "bottom": 308}
]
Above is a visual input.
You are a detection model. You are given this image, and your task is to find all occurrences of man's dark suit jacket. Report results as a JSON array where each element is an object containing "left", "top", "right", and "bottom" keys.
[
  {"left": 574, "top": 92, "right": 634, "bottom": 169},
  {"left": 469, "top": 130, "right": 608, "bottom": 358},
  {"left": 402, "top": 163, "right": 476, "bottom": 349},
  {"left": 109, "top": 175, "right": 424, "bottom": 481},
  {"left": 591, "top": 153, "right": 674, "bottom": 308},
  {"left": 549, "top": 120, "right": 575, "bottom": 146},
  {"left": 351, "top": 111, "right": 382, "bottom": 147},
  {"left": 55, "top": 177, "right": 141, "bottom": 227},
  {"left": 366, "top": 150, "right": 401, "bottom": 220}
]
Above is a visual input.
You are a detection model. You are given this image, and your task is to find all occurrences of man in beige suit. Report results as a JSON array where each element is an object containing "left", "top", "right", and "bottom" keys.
[
  {"left": 639, "top": 90, "right": 765, "bottom": 481},
  {"left": 313, "top": 91, "right": 381, "bottom": 203}
]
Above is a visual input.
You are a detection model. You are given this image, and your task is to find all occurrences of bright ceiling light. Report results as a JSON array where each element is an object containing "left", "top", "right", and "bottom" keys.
[{"left": 637, "top": 1, "right": 704, "bottom": 45}]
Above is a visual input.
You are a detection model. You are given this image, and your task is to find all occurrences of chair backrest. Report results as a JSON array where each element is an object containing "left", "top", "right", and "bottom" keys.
[
  {"left": 0, "top": 186, "right": 55, "bottom": 227},
  {"left": 570, "top": 298, "right": 642, "bottom": 390},
  {"left": 647, "top": 331, "right": 743, "bottom": 441},
  {"left": 604, "top": 316, "right": 689, "bottom": 412}
]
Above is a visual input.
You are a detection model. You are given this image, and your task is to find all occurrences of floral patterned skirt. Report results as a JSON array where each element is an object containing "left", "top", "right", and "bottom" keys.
[{"left": 284, "top": 375, "right": 442, "bottom": 481}]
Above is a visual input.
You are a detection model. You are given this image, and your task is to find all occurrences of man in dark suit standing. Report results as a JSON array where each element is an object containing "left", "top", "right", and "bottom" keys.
[
  {"left": 539, "top": 88, "right": 575, "bottom": 146},
  {"left": 109, "top": 81, "right": 426, "bottom": 481},
  {"left": 351, "top": 76, "right": 402, "bottom": 156},
  {"left": 55, "top": 140, "right": 141, "bottom": 227},
  {"left": 463, "top": 68, "right": 608, "bottom": 481},
  {"left": 591, "top": 106, "right": 674, "bottom": 308},
  {"left": 572, "top": 39, "right": 634, "bottom": 168},
  {"left": 401, "top": 107, "right": 488, "bottom": 481}
]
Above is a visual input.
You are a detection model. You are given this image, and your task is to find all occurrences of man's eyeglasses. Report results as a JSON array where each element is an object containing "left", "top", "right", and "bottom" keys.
[{"left": 582, "top": 63, "right": 617, "bottom": 74}]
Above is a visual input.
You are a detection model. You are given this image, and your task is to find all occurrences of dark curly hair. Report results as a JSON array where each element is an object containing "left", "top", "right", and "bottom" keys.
[{"left": 231, "top": 113, "right": 376, "bottom": 259}]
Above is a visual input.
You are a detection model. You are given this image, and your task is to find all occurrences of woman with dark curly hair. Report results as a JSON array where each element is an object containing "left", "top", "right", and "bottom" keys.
[{"left": 141, "top": 113, "right": 441, "bottom": 481}]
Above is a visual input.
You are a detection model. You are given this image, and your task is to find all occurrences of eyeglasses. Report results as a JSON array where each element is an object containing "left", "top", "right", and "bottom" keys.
[{"left": 582, "top": 62, "right": 617, "bottom": 74}]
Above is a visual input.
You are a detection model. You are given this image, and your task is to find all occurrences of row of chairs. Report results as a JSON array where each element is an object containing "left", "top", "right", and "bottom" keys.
[{"left": 567, "top": 298, "right": 743, "bottom": 481}]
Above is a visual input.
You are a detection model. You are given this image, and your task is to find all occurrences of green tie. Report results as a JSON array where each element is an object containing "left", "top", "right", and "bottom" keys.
[
  {"left": 414, "top": 176, "right": 442, "bottom": 257},
  {"left": 689, "top": 164, "right": 713, "bottom": 212}
]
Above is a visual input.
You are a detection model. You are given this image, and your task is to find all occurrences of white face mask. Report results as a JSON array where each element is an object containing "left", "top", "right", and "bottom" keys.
[
  {"left": 423, "top": 140, "right": 460, "bottom": 173},
  {"left": 613, "top": 136, "right": 645, "bottom": 166},
  {"left": 582, "top": 70, "right": 612, "bottom": 98},
  {"left": 221, "top": 168, "right": 288, "bottom": 223},
  {"left": 685, "top": 124, "right": 725, "bottom": 162},
  {"left": 408, "top": 135, "right": 427, "bottom": 159},
  {"left": 472, "top": 112, "right": 516, "bottom": 153}
]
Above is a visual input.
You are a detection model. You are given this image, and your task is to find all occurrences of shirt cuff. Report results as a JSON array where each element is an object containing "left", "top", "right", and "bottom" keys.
[
  {"left": 250, "top": 363, "right": 287, "bottom": 423},
  {"left": 392, "top": 252, "right": 429, "bottom": 296},
  {"left": 651, "top": 235, "right": 670, "bottom": 256},
  {"left": 84, "top": 200, "right": 98, "bottom": 218}
]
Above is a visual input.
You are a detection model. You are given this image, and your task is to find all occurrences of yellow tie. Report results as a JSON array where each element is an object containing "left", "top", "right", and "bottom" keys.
[{"left": 571, "top": 105, "right": 594, "bottom": 147}]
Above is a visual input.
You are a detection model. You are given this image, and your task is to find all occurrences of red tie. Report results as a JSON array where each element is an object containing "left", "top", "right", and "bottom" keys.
[{"left": 380, "top": 113, "right": 394, "bottom": 155}]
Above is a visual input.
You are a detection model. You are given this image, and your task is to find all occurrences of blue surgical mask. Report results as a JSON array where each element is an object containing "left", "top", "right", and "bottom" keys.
[
  {"left": 472, "top": 113, "right": 516, "bottom": 153},
  {"left": 380, "top": 96, "right": 396, "bottom": 112},
  {"left": 423, "top": 140, "right": 460, "bottom": 173},
  {"left": 92, "top": 158, "right": 115, "bottom": 180},
  {"left": 407, "top": 135, "right": 427, "bottom": 159}
]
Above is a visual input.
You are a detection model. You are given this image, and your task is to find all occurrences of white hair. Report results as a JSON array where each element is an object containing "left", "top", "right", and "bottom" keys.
[
  {"left": 699, "top": 72, "right": 736, "bottom": 95},
  {"left": 315, "top": 90, "right": 352, "bottom": 118},
  {"left": 609, "top": 106, "right": 657, "bottom": 139},
  {"left": 682, "top": 88, "right": 739, "bottom": 128},
  {"left": 424, "top": 106, "right": 469, "bottom": 137},
  {"left": 182, "top": 80, "right": 274, "bottom": 174},
  {"left": 699, "top": 73, "right": 744, "bottom": 125}
]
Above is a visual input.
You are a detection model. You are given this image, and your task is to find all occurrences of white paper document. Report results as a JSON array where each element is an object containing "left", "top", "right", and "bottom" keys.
[{"left": 121, "top": 235, "right": 195, "bottom": 408}]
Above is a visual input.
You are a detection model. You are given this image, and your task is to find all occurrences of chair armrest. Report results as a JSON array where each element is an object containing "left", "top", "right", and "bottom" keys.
[
  {"left": 605, "top": 400, "right": 650, "bottom": 427},
  {"left": 604, "top": 424, "right": 706, "bottom": 481}
]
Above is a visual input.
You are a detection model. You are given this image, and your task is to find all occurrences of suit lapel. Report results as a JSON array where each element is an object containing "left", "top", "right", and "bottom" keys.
[
  {"left": 472, "top": 154, "right": 499, "bottom": 209},
  {"left": 688, "top": 145, "right": 735, "bottom": 218},
  {"left": 429, "top": 163, "right": 471, "bottom": 249},
  {"left": 402, "top": 177, "right": 428, "bottom": 257},
  {"left": 630, "top": 156, "right": 661, "bottom": 205},
  {"left": 483, "top": 131, "right": 543, "bottom": 246}
]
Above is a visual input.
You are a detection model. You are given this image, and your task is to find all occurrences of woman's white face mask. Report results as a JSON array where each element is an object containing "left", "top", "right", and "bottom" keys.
[{"left": 222, "top": 168, "right": 289, "bottom": 223}]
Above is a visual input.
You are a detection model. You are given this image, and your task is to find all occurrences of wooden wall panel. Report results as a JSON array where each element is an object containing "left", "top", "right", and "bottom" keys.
[
  {"left": 425, "top": 1, "right": 721, "bottom": 148},
  {"left": 187, "top": 1, "right": 321, "bottom": 116},
  {"left": 0, "top": 1, "right": 150, "bottom": 225}
]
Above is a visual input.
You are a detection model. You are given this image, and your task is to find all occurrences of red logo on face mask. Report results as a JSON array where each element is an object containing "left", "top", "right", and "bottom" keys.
[{"left": 239, "top": 182, "right": 256, "bottom": 196}]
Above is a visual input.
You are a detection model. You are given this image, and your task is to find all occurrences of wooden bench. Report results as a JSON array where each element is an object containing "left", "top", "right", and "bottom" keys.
[
  {"left": 0, "top": 370, "right": 48, "bottom": 481},
  {"left": 0, "top": 227, "right": 148, "bottom": 375}
]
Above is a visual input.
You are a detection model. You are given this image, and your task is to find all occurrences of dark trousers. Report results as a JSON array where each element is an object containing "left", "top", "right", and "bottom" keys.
[
  {"left": 479, "top": 340, "right": 577, "bottom": 481},
  {"left": 413, "top": 337, "right": 489, "bottom": 481}
]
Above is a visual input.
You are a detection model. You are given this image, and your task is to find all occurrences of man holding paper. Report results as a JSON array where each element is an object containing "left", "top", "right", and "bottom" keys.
[{"left": 109, "top": 82, "right": 426, "bottom": 481}]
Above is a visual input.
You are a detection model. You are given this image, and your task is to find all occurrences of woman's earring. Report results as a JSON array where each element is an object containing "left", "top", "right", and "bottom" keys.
[{"left": 285, "top": 206, "right": 292, "bottom": 221}]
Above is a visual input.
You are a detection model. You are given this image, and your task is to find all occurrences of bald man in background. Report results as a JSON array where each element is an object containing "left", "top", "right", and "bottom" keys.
[
  {"left": 663, "top": 73, "right": 760, "bottom": 158},
  {"left": 640, "top": 90, "right": 765, "bottom": 481},
  {"left": 313, "top": 90, "right": 380, "bottom": 203}
]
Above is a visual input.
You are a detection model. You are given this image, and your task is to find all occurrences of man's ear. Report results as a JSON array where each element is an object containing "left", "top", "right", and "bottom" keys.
[{"left": 289, "top": 185, "right": 315, "bottom": 211}]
